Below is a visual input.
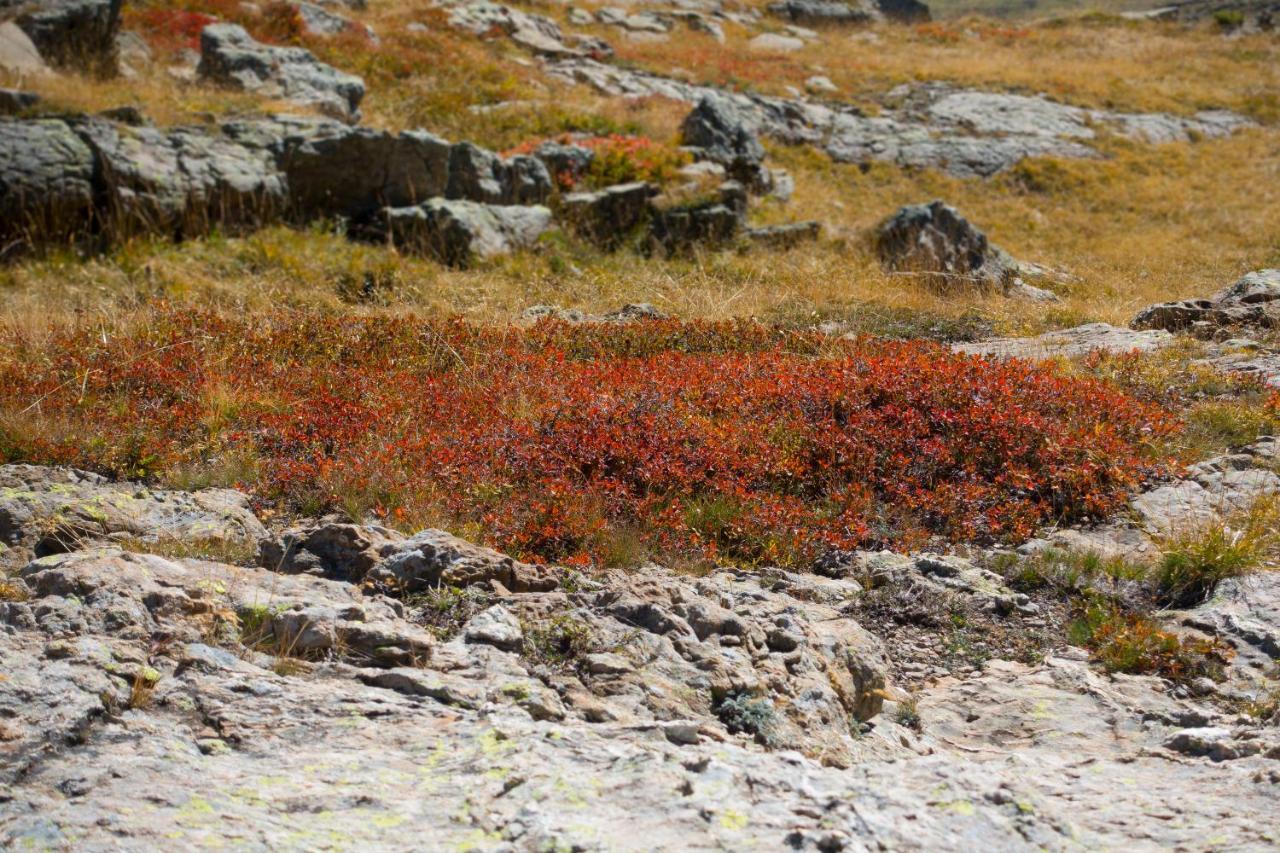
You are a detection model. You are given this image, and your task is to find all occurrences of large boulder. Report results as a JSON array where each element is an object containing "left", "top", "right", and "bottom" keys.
[
  {"left": 236, "top": 116, "right": 451, "bottom": 220},
  {"left": 0, "top": 117, "right": 95, "bottom": 244},
  {"left": 876, "top": 200, "right": 1033, "bottom": 295},
  {"left": 560, "top": 181, "right": 655, "bottom": 248},
  {"left": 75, "top": 118, "right": 288, "bottom": 238},
  {"left": 382, "top": 198, "right": 554, "bottom": 266},
  {"left": 197, "top": 23, "right": 365, "bottom": 123},
  {"left": 3, "top": 0, "right": 120, "bottom": 73},
  {"left": 876, "top": 0, "right": 930, "bottom": 22},
  {"left": 0, "top": 464, "right": 266, "bottom": 559},
  {"left": 766, "top": 0, "right": 876, "bottom": 25},
  {"left": 445, "top": 142, "right": 552, "bottom": 206},
  {"left": 1131, "top": 269, "right": 1280, "bottom": 337},
  {"left": 0, "top": 20, "right": 50, "bottom": 75},
  {"left": 680, "top": 95, "right": 769, "bottom": 191}
]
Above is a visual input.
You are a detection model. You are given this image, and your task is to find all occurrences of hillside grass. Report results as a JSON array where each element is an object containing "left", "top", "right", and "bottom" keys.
[{"left": 1, "top": 5, "right": 1276, "bottom": 330}]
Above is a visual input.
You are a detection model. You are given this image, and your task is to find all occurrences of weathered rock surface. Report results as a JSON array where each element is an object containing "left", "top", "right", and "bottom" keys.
[
  {"left": 548, "top": 60, "right": 1252, "bottom": 177},
  {"left": 0, "top": 464, "right": 267, "bottom": 562},
  {"left": 648, "top": 181, "right": 745, "bottom": 255},
  {"left": 876, "top": 200, "right": 1057, "bottom": 299},
  {"left": 443, "top": 0, "right": 611, "bottom": 58},
  {"left": 1023, "top": 436, "right": 1280, "bottom": 565},
  {"left": 198, "top": 23, "right": 365, "bottom": 122},
  {"left": 680, "top": 94, "right": 770, "bottom": 190},
  {"left": 1132, "top": 269, "right": 1280, "bottom": 337},
  {"left": 0, "top": 20, "right": 51, "bottom": 75},
  {"left": 560, "top": 180, "right": 655, "bottom": 247},
  {"left": 744, "top": 219, "right": 821, "bottom": 248},
  {"left": 3, "top": 503, "right": 1277, "bottom": 847},
  {"left": 0, "top": 112, "right": 561, "bottom": 246},
  {"left": 381, "top": 198, "right": 554, "bottom": 265},
  {"left": 2, "top": 0, "right": 120, "bottom": 72},
  {"left": 0, "top": 117, "right": 95, "bottom": 242},
  {"left": 954, "top": 322, "right": 1174, "bottom": 359},
  {"left": 767, "top": 0, "right": 877, "bottom": 25}
]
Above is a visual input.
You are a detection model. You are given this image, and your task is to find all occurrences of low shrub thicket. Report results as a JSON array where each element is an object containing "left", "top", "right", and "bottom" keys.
[{"left": 0, "top": 308, "right": 1176, "bottom": 567}]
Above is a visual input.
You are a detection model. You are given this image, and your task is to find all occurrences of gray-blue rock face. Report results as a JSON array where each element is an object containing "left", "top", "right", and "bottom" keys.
[
  {"left": 382, "top": 198, "right": 554, "bottom": 266},
  {"left": 197, "top": 23, "right": 366, "bottom": 123}
]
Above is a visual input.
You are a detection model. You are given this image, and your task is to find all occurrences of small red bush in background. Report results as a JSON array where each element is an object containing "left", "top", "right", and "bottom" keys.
[
  {"left": 0, "top": 309, "right": 1177, "bottom": 568},
  {"left": 129, "top": 7, "right": 218, "bottom": 52},
  {"left": 506, "top": 134, "right": 690, "bottom": 190}
]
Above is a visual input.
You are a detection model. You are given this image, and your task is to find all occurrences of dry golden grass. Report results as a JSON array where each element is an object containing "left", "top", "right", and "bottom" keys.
[
  {"left": 611, "top": 14, "right": 1280, "bottom": 121},
  {"left": 0, "top": 3, "right": 1277, "bottom": 334}
]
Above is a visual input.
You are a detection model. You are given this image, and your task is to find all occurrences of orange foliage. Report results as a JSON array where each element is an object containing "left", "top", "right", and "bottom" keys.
[{"left": 0, "top": 309, "right": 1177, "bottom": 567}]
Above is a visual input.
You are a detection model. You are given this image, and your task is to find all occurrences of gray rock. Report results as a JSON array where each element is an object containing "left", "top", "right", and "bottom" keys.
[
  {"left": 295, "top": 1, "right": 377, "bottom": 43},
  {"left": 446, "top": 141, "right": 552, "bottom": 205},
  {"left": 876, "top": 200, "right": 1017, "bottom": 292},
  {"left": 954, "top": 323, "right": 1173, "bottom": 360},
  {"left": 463, "top": 604, "right": 524, "bottom": 651},
  {"left": 531, "top": 140, "right": 593, "bottom": 185},
  {"left": 547, "top": 59, "right": 1252, "bottom": 178},
  {"left": 747, "top": 32, "right": 806, "bottom": 51},
  {"left": 0, "top": 118, "right": 95, "bottom": 244},
  {"left": 743, "top": 220, "right": 820, "bottom": 249},
  {"left": 197, "top": 23, "right": 365, "bottom": 123},
  {"left": 382, "top": 198, "right": 554, "bottom": 266},
  {"left": 75, "top": 117, "right": 287, "bottom": 238},
  {"left": 5, "top": 0, "right": 120, "bottom": 73},
  {"left": 767, "top": 0, "right": 876, "bottom": 26},
  {"left": 876, "top": 0, "right": 930, "bottom": 22},
  {"left": 560, "top": 181, "right": 655, "bottom": 248},
  {"left": 681, "top": 95, "right": 769, "bottom": 190},
  {"left": 0, "top": 464, "right": 266, "bottom": 559},
  {"left": 1132, "top": 269, "right": 1280, "bottom": 335},
  {"left": 263, "top": 521, "right": 560, "bottom": 593},
  {"left": 445, "top": 0, "right": 596, "bottom": 57},
  {"left": 2, "top": 477, "right": 1278, "bottom": 848},
  {"left": 262, "top": 117, "right": 451, "bottom": 219},
  {"left": 647, "top": 203, "right": 738, "bottom": 254}
]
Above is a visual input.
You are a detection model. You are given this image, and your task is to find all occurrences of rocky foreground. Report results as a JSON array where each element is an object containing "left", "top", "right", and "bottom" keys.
[{"left": 1, "top": 449, "right": 1277, "bottom": 849}]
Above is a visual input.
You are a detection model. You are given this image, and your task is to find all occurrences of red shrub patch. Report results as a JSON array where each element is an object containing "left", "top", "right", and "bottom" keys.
[
  {"left": 0, "top": 309, "right": 1177, "bottom": 568},
  {"left": 506, "top": 134, "right": 690, "bottom": 190}
]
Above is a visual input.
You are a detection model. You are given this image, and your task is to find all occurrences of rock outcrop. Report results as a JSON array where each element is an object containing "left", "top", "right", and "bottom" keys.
[
  {"left": 548, "top": 61, "right": 1253, "bottom": 178},
  {"left": 1132, "top": 269, "right": 1280, "bottom": 337},
  {"left": 1, "top": 465, "right": 1277, "bottom": 848},
  {"left": 680, "top": 94, "right": 770, "bottom": 191},
  {"left": 0, "top": 113, "right": 566, "bottom": 247},
  {"left": 0, "top": 464, "right": 266, "bottom": 562},
  {"left": 381, "top": 198, "right": 554, "bottom": 266},
  {"left": 876, "top": 200, "right": 1057, "bottom": 299},
  {"left": 1, "top": 0, "right": 120, "bottom": 73},
  {"left": 197, "top": 23, "right": 365, "bottom": 123}
]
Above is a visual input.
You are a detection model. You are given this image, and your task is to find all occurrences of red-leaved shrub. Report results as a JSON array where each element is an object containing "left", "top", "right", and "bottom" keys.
[{"left": 0, "top": 309, "right": 1177, "bottom": 568}]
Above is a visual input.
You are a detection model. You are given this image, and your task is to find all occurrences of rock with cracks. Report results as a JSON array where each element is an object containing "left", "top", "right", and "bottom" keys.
[
  {"left": 197, "top": 23, "right": 365, "bottom": 123},
  {"left": 380, "top": 198, "right": 554, "bottom": 266}
]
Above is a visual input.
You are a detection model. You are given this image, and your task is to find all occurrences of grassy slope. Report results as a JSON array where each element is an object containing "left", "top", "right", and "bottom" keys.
[{"left": 0, "top": 2, "right": 1277, "bottom": 334}]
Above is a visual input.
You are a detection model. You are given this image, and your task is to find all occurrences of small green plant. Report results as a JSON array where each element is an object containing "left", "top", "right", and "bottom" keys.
[
  {"left": 523, "top": 615, "right": 594, "bottom": 668},
  {"left": 128, "top": 666, "right": 161, "bottom": 709},
  {"left": 715, "top": 691, "right": 780, "bottom": 747},
  {"left": 893, "top": 695, "right": 922, "bottom": 732},
  {"left": 1154, "top": 498, "right": 1278, "bottom": 607},
  {"left": 410, "top": 585, "right": 493, "bottom": 640},
  {"left": 1068, "top": 598, "right": 1231, "bottom": 682},
  {"left": 1213, "top": 9, "right": 1245, "bottom": 28}
]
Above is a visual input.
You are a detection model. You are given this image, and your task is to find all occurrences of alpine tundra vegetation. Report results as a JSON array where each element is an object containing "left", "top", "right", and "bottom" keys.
[{"left": 0, "top": 0, "right": 1278, "bottom": 848}]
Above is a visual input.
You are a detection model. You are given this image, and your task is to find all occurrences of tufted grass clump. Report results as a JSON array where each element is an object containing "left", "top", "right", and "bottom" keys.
[
  {"left": 1154, "top": 497, "right": 1280, "bottom": 608},
  {"left": 1068, "top": 598, "right": 1232, "bottom": 682}
]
